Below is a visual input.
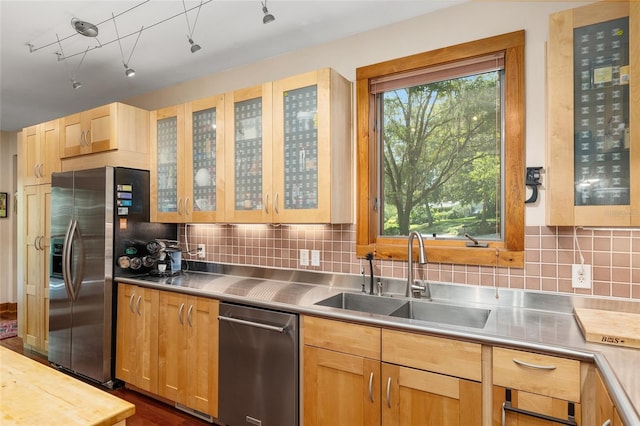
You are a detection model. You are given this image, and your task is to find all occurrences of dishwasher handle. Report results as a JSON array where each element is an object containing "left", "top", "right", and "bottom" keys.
[{"left": 218, "top": 315, "right": 287, "bottom": 333}]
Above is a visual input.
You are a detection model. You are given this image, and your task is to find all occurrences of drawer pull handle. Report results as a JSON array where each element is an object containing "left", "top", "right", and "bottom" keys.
[
  {"left": 602, "top": 420, "right": 611, "bottom": 426},
  {"left": 502, "top": 388, "right": 575, "bottom": 426},
  {"left": 136, "top": 296, "right": 142, "bottom": 315},
  {"left": 512, "top": 358, "right": 556, "bottom": 370},
  {"left": 368, "top": 372, "right": 374, "bottom": 403}
]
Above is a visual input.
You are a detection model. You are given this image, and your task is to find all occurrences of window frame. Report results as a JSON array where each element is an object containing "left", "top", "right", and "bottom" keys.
[{"left": 355, "top": 31, "right": 525, "bottom": 267}]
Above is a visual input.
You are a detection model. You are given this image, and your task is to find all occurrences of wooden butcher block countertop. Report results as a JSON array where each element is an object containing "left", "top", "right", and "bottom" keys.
[{"left": 0, "top": 347, "right": 135, "bottom": 425}]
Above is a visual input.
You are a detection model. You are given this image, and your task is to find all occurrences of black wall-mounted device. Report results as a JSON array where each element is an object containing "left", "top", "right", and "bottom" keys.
[{"left": 525, "top": 167, "right": 543, "bottom": 204}]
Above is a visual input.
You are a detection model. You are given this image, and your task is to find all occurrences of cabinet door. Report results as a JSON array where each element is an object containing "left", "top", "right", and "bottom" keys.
[
  {"left": 225, "top": 83, "right": 273, "bottom": 222},
  {"left": 116, "top": 284, "right": 137, "bottom": 384},
  {"left": 547, "top": 2, "right": 639, "bottom": 226},
  {"left": 61, "top": 113, "right": 84, "bottom": 158},
  {"left": 382, "top": 363, "right": 481, "bottom": 426},
  {"left": 185, "top": 296, "right": 219, "bottom": 417},
  {"left": 116, "top": 284, "right": 159, "bottom": 392},
  {"left": 493, "top": 386, "right": 582, "bottom": 426},
  {"left": 21, "top": 184, "right": 50, "bottom": 353},
  {"left": 151, "top": 105, "right": 186, "bottom": 222},
  {"left": 84, "top": 104, "right": 112, "bottom": 153},
  {"left": 24, "top": 121, "right": 60, "bottom": 185},
  {"left": 303, "top": 345, "right": 380, "bottom": 426},
  {"left": 157, "top": 291, "right": 188, "bottom": 402},
  {"left": 41, "top": 120, "right": 61, "bottom": 184},
  {"left": 23, "top": 125, "right": 40, "bottom": 185},
  {"left": 187, "top": 95, "right": 225, "bottom": 223},
  {"left": 272, "top": 68, "right": 352, "bottom": 223}
]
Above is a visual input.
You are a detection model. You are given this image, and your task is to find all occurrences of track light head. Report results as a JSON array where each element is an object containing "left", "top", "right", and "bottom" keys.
[
  {"left": 124, "top": 64, "right": 135, "bottom": 77},
  {"left": 262, "top": 2, "right": 275, "bottom": 24},
  {"left": 188, "top": 37, "right": 201, "bottom": 53},
  {"left": 72, "top": 80, "right": 82, "bottom": 90}
]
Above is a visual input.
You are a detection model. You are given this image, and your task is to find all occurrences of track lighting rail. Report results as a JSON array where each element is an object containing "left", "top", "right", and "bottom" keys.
[{"left": 26, "top": 0, "right": 213, "bottom": 61}]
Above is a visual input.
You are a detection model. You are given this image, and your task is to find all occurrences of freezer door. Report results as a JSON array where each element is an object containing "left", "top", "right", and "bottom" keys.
[
  {"left": 70, "top": 167, "right": 113, "bottom": 383},
  {"left": 49, "top": 171, "right": 74, "bottom": 370}
]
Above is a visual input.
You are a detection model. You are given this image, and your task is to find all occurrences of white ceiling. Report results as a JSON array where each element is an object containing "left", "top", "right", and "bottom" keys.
[{"left": 0, "top": 0, "right": 462, "bottom": 132}]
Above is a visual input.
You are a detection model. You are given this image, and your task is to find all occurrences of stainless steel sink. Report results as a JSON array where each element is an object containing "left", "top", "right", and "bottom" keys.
[
  {"left": 314, "top": 292, "right": 408, "bottom": 315},
  {"left": 389, "top": 300, "right": 491, "bottom": 329}
]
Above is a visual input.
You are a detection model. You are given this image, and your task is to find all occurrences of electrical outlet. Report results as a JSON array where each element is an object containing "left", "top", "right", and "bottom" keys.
[
  {"left": 299, "top": 249, "right": 309, "bottom": 266},
  {"left": 311, "top": 250, "right": 321, "bottom": 266},
  {"left": 197, "top": 243, "right": 205, "bottom": 259},
  {"left": 572, "top": 264, "right": 591, "bottom": 289}
]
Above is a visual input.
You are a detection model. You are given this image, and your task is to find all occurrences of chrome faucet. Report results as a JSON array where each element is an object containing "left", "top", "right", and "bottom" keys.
[{"left": 406, "top": 231, "right": 428, "bottom": 298}]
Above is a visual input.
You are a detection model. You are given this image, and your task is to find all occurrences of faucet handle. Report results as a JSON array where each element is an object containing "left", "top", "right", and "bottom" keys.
[{"left": 411, "top": 281, "right": 427, "bottom": 297}]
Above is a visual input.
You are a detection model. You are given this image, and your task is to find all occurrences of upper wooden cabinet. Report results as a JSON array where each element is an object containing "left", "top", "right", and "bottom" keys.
[
  {"left": 547, "top": 2, "right": 639, "bottom": 226},
  {"left": 225, "top": 68, "right": 353, "bottom": 224},
  {"left": 23, "top": 120, "right": 61, "bottom": 185},
  {"left": 224, "top": 82, "right": 274, "bottom": 223},
  {"left": 150, "top": 94, "right": 225, "bottom": 223},
  {"left": 272, "top": 68, "right": 352, "bottom": 224},
  {"left": 60, "top": 102, "right": 149, "bottom": 159}
]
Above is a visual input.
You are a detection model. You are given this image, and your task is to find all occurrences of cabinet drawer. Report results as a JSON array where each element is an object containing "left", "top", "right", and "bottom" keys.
[
  {"left": 382, "top": 329, "right": 482, "bottom": 381},
  {"left": 493, "top": 347, "right": 580, "bottom": 402},
  {"left": 302, "top": 316, "right": 380, "bottom": 360}
]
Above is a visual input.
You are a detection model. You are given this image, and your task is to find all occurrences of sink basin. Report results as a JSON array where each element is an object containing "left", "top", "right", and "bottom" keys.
[
  {"left": 389, "top": 301, "right": 491, "bottom": 329},
  {"left": 314, "top": 292, "right": 408, "bottom": 315}
]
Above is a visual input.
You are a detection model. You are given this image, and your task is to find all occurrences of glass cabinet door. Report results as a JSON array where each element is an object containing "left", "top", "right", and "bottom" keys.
[
  {"left": 282, "top": 84, "right": 319, "bottom": 211},
  {"left": 573, "top": 16, "right": 630, "bottom": 207},
  {"left": 272, "top": 68, "right": 353, "bottom": 224},
  {"left": 187, "top": 95, "right": 225, "bottom": 222},
  {"left": 547, "top": 2, "right": 638, "bottom": 226},
  {"left": 151, "top": 105, "right": 185, "bottom": 223},
  {"left": 225, "top": 83, "right": 273, "bottom": 223}
]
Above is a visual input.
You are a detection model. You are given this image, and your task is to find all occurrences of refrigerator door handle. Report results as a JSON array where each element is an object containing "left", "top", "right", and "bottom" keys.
[
  {"left": 63, "top": 219, "right": 85, "bottom": 302},
  {"left": 69, "top": 220, "right": 85, "bottom": 303},
  {"left": 62, "top": 219, "right": 76, "bottom": 301}
]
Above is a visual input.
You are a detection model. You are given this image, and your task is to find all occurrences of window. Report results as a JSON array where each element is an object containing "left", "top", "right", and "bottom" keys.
[{"left": 355, "top": 31, "right": 525, "bottom": 267}]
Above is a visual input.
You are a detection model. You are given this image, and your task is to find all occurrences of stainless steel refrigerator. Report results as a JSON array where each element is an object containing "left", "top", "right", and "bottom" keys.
[{"left": 49, "top": 166, "right": 175, "bottom": 386}]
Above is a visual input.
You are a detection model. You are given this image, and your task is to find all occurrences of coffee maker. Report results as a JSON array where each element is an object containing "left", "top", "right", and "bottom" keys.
[{"left": 146, "top": 239, "right": 183, "bottom": 275}]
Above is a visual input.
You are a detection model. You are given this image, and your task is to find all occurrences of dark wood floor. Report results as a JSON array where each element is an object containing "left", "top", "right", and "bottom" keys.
[{"left": 0, "top": 312, "right": 215, "bottom": 426}]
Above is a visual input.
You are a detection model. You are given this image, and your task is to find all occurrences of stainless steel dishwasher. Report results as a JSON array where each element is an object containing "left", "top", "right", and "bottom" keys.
[{"left": 218, "top": 302, "right": 299, "bottom": 426}]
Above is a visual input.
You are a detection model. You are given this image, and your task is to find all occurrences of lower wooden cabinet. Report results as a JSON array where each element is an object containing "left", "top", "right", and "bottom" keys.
[
  {"left": 158, "top": 291, "right": 219, "bottom": 418},
  {"left": 115, "top": 284, "right": 159, "bottom": 393},
  {"left": 302, "top": 316, "right": 482, "bottom": 426},
  {"left": 116, "top": 285, "right": 219, "bottom": 418},
  {"left": 596, "top": 370, "right": 624, "bottom": 426},
  {"left": 304, "top": 345, "right": 380, "bottom": 425},
  {"left": 383, "top": 363, "right": 482, "bottom": 426},
  {"left": 20, "top": 183, "right": 51, "bottom": 354},
  {"left": 492, "top": 347, "right": 582, "bottom": 425}
]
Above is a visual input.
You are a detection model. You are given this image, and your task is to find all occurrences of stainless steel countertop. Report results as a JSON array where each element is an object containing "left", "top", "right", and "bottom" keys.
[{"left": 117, "top": 264, "right": 640, "bottom": 424}]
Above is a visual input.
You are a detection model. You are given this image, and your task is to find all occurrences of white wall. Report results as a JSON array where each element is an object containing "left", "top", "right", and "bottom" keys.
[
  {"left": 125, "top": 1, "right": 591, "bottom": 228},
  {"left": 0, "top": 131, "right": 18, "bottom": 303}
]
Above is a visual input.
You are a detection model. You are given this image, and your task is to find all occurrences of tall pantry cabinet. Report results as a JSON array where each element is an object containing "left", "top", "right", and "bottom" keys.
[{"left": 17, "top": 120, "right": 60, "bottom": 353}]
